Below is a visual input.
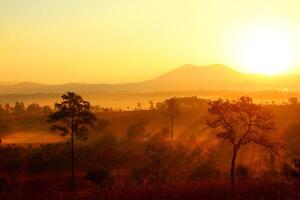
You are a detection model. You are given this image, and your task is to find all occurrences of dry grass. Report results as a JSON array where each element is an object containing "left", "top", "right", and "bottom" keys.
[{"left": 0, "top": 175, "right": 299, "bottom": 200}]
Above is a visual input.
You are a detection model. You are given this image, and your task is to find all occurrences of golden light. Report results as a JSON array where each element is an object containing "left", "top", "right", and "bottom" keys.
[{"left": 238, "top": 25, "right": 296, "bottom": 75}]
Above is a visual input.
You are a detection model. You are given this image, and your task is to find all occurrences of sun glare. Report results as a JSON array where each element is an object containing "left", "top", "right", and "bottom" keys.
[{"left": 238, "top": 25, "right": 295, "bottom": 75}]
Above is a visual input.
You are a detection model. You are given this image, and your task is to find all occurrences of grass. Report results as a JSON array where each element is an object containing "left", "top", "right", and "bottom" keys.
[{"left": 0, "top": 174, "right": 299, "bottom": 200}]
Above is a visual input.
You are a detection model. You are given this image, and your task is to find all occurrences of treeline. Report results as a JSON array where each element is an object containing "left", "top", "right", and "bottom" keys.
[
  {"left": 0, "top": 102, "right": 52, "bottom": 116},
  {"left": 0, "top": 96, "right": 207, "bottom": 135},
  {"left": 0, "top": 103, "right": 52, "bottom": 135}
]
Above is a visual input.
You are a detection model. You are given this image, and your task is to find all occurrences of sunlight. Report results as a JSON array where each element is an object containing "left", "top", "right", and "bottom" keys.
[{"left": 238, "top": 25, "right": 296, "bottom": 75}]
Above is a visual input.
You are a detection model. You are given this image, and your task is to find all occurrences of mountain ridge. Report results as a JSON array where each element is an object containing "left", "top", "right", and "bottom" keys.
[{"left": 1, "top": 64, "right": 300, "bottom": 94}]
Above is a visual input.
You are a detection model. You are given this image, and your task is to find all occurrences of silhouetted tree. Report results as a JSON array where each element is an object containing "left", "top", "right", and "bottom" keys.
[
  {"left": 145, "top": 138, "right": 172, "bottom": 184},
  {"left": 4, "top": 103, "right": 12, "bottom": 114},
  {"left": 136, "top": 102, "right": 142, "bottom": 111},
  {"left": 0, "top": 105, "right": 5, "bottom": 116},
  {"left": 288, "top": 97, "right": 298, "bottom": 106},
  {"left": 149, "top": 101, "right": 154, "bottom": 110},
  {"left": 157, "top": 98, "right": 180, "bottom": 141},
  {"left": 95, "top": 118, "right": 110, "bottom": 134},
  {"left": 207, "top": 96, "right": 279, "bottom": 190},
  {"left": 14, "top": 101, "right": 25, "bottom": 115},
  {"left": 91, "top": 105, "right": 101, "bottom": 113},
  {"left": 42, "top": 105, "right": 52, "bottom": 114},
  {"left": 47, "top": 92, "right": 97, "bottom": 189},
  {"left": 26, "top": 103, "right": 41, "bottom": 115}
]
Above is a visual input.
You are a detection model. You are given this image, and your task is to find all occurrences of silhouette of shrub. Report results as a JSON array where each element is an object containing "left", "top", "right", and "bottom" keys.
[
  {"left": 131, "top": 167, "right": 150, "bottom": 184},
  {"left": 0, "top": 176, "right": 7, "bottom": 192},
  {"left": 190, "top": 161, "right": 220, "bottom": 180},
  {"left": 280, "top": 163, "right": 299, "bottom": 181},
  {"left": 236, "top": 165, "right": 250, "bottom": 180},
  {"left": 0, "top": 146, "right": 22, "bottom": 180},
  {"left": 144, "top": 139, "right": 172, "bottom": 183},
  {"left": 27, "top": 149, "right": 47, "bottom": 174},
  {"left": 85, "top": 168, "right": 114, "bottom": 186},
  {"left": 293, "top": 158, "right": 300, "bottom": 169},
  {"left": 127, "top": 119, "right": 148, "bottom": 139}
]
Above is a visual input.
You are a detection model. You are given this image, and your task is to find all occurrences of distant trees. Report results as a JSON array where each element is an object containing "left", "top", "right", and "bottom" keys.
[
  {"left": 136, "top": 102, "right": 142, "bottom": 110},
  {"left": 149, "top": 101, "right": 154, "bottom": 110},
  {"left": 0, "top": 102, "right": 51, "bottom": 117},
  {"left": 13, "top": 102, "right": 25, "bottom": 115},
  {"left": 288, "top": 97, "right": 298, "bottom": 106},
  {"left": 157, "top": 98, "right": 180, "bottom": 141},
  {"left": 26, "top": 103, "right": 41, "bottom": 115},
  {"left": 207, "top": 96, "right": 280, "bottom": 189},
  {"left": 47, "top": 92, "right": 97, "bottom": 189}
]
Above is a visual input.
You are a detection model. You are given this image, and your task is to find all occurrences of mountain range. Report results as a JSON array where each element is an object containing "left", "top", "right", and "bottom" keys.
[{"left": 1, "top": 64, "right": 300, "bottom": 94}]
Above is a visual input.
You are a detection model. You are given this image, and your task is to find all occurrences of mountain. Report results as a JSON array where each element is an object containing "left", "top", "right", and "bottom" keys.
[
  {"left": 154, "top": 64, "right": 242, "bottom": 82},
  {"left": 144, "top": 64, "right": 245, "bottom": 90},
  {"left": 1, "top": 64, "right": 300, "bottom": 94}
]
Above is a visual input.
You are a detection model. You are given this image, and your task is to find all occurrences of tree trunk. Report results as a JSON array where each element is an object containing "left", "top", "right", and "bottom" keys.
[
  {"left": 71, "top": 118, "right": 75, "bottom": 190},
  {"left": 170, "top": 116, "right": 174, "bottom": 142},
  {"left": 156, "top": 159, "right": 160, "bottom": 185},
  {"left": 230, "top": 147, "right": 238, "bottom": 191}
]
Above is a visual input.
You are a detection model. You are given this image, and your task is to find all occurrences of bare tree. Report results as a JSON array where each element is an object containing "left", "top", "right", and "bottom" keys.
[
  {"left": 157, "top": 98, "right": 180, "bottom": 141},
  {"left": 47, "top": 92, "right": 97, "bottom": 189},
  {"left": 207, "top": 96, "right": 280, "bottom": 190}
]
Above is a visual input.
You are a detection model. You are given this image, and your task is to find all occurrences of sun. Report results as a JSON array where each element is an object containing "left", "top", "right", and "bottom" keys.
[{"left": 238, "top": 25, "right": 295, "bottom": 75}]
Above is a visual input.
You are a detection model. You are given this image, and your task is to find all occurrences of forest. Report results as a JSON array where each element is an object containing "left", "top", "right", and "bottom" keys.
[{"left": 0, "top": 93, "right": 300, "bottom": 200}]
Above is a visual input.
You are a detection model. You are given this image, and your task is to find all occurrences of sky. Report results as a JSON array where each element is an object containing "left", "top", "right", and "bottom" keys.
[{"left": 1, "top": 0, "right": 300, "bottom": 84}]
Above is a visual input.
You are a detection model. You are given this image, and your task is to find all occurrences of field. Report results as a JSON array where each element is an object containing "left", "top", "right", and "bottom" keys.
[{"left": 0, "top": 95, "right": 300, "bottom": 199}]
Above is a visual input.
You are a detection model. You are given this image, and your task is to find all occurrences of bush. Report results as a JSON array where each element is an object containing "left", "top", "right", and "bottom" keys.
[
  {"left": 0, "top": 177, "right": 7, "bottom": 192},
  {"left": 280, "top": 162, "right": 300, "bottom": 181},
  {"left": 131, "top": 167, "right": 149, "bottom": 184},
  {"left": 27, "top": 149, "right": 46, "bottom": 174},
  {"left": 190, "top": 161, "right": 220, "bottom": 180},
  {"left": 0, "top": 146, "right": 22, "bottom": 178},
  {"left": 236, "top": 165, "right": 250, "bottom": 180},
  {"left": 85, "top": 168, "right": 114, "bottom": 186}
]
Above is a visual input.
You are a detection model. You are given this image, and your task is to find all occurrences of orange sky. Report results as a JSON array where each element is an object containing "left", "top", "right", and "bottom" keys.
[{"left": 1, "top": 0, "right": 300, "bottom": 84}]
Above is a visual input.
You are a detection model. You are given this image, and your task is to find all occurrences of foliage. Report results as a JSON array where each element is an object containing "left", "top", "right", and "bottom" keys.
[
  {"left": 47, "top": 92, "right": 97, "bottom": 140},
  {"left": 85, "top": 168, "right": 114, "bottom": 186},
  {"left": 47, "top": 92, "right": 97, "bottom": 188},
  {"left": 156, "top": 98, "right": 181, "bottom": 141},
  {"left": 207, "top": 96, "right": 280, "bottom": 188}
]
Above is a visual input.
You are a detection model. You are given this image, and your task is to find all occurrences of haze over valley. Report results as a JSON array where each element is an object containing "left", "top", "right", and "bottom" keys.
[{"left": 1, "top": 64, "right": 300, "bottom": 108}]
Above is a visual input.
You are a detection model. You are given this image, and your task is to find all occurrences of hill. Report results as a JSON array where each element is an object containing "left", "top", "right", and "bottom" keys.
[{"left": 1, "top": 64, "right": 300, "bottom": 94}]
